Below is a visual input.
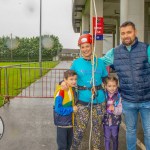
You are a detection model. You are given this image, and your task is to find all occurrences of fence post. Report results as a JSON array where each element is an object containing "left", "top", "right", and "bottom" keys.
[
  {"left": 5, "top": 68, "right": 9, "bottom": 96},
  {"left": 39, "top": 62, "right": 43, "bottom": 77},
  {"left": 20, "top": 65, "right": 22, "bottom": 93}
]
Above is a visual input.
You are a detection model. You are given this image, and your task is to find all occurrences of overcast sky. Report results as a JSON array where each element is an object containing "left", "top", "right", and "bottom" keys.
[{"left": 0, "top": 0, "right": 80, "bottom": 49}]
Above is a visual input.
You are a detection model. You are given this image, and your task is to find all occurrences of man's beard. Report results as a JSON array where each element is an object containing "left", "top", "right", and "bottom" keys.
[{"left": 122, "top": 38, "right": 135, "bottom": 46}]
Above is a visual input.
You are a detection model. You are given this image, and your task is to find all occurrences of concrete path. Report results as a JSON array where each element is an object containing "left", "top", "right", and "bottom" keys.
[{"left": 0, "top": 61, "right": 145, "bottom": 150}]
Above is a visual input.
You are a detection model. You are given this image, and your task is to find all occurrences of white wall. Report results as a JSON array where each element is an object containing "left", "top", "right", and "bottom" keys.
[{"left": 103, "top": 34, "right": 113, "bottom": 54}]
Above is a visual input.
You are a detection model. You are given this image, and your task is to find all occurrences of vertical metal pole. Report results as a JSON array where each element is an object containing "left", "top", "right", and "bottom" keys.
[
  {"left": 39, "top": 0, "right": 42, "bottom": 76},
  {"left": 10, "top": 33, "right": 13, "bottom": 60},
  {"left": 5, "top": 68, "right": 9, "bottom": 96},
  {"left": 20, "top": 65, "right": 22, "bottom": 95}
]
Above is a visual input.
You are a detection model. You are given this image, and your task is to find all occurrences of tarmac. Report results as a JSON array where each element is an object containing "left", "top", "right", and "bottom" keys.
[{"left": 0, "top": 61, "right": 145, "bottom": 150}]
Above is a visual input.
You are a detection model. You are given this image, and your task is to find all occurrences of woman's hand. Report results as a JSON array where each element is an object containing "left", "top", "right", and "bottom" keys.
[{"left": 61, "top": 81, "right": 68, "bottom": 90}]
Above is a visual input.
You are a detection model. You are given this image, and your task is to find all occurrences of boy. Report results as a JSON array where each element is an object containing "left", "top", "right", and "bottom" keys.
[{"left": 53, "top": 70, "right": 78, "bottom": 150}]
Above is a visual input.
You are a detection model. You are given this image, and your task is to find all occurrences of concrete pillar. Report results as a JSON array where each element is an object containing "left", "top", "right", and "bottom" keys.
[
  {"left": 82, "top": 14, "right": 90, "bottom": 34},
  {"left": 120, "top": 0, "right": 129, "bottom": 24},
  {"left": 115, "top": 18, "right": 120, "bottom": 45},
  {"left": 145, "top": 2, "right": 150, "bottom": 43},
  {"left": 90, "top": 0, "right": 103, "bottom": 57},
  {"left": 120, "top": 0, "right": 144, "bottom": 42},
  {"left": 113, "top": 32, "right": 115, "bottom": 48}
]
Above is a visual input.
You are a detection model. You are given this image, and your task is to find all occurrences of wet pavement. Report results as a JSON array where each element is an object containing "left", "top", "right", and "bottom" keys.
[
  {"left": 0, "top": 98, "right": 56, "bottom": 150},
  {"left": 0, "top": 61, "right": 145, "bottom": 150}
]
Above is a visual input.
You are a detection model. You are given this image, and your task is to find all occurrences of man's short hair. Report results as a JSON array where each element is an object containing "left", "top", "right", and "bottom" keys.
[
  {"left": 64, "top": 70, "right": 77, "bottom": 79},
  {"left": 120, "top": 21, "right": 136, "bottom": 30}
]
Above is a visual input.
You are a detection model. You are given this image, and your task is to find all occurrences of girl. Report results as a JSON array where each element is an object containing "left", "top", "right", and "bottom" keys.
[{"left": 102, "top": 76, "right": 122, "bottom": 150}]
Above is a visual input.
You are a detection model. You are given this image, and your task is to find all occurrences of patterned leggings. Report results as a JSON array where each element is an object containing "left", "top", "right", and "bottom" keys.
[{"left": 71, "top": 103, "right": 105, "bottom": 150}]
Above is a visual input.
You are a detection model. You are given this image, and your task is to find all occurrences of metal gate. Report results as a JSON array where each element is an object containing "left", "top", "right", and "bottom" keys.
[{"left": 0, "top": 66, "right": 67, "bottom": 99}]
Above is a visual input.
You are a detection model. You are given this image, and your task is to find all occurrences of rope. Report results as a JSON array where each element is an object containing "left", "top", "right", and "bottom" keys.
[{"left": 89, "top": 0, "right": 98, "bottom": 149}]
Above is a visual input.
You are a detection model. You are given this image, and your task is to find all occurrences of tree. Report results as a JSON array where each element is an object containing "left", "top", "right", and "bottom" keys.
[{"left": 0, "top": 34, "right": 63, "bottom": 61}]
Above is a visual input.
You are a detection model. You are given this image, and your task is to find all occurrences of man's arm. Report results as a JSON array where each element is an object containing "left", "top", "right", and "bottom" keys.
[
  {"left": 147, "top": 45, "right": 150, "bottom": 64},
  {"left": 100, "top": 48, "right": 114, "bottom": 66},
  {"left": 101, "top": 59, "right": 108, "bottom": 80}
]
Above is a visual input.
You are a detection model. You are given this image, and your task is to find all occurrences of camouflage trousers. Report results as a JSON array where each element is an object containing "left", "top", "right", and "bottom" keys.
[{"left": 71, "top": 102, "right": 105, "bottom": 150}]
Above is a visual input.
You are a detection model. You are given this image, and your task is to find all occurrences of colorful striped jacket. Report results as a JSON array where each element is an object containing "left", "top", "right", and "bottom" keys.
[{"left": 53, "top": 85, "right": 75, "bottom": 126}]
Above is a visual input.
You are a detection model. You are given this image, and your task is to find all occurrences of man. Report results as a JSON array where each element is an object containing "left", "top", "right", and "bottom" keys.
[
  {"left": 101, "top": 21, "right": 150, "bottom": 150},
  {"left": 62, "top": 34, "right": 108, "bottom": 150}
]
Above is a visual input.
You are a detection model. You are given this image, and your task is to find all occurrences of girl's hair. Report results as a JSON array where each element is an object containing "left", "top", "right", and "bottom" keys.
[
  {"left": 104, "top": 75, "right": 118, "bottom": 85},
  {"left": 64, "top": 70, "right": 77, "bottom": 79}
]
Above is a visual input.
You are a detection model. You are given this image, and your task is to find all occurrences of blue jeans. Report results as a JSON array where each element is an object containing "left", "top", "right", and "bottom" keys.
[{"left": 122, "top": 100, "right": 150, "bottom": 150}]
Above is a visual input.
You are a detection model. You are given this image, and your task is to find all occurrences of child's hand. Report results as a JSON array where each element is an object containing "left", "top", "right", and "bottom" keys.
[
  {"left": 108, "top": 105, "right": 114, "bottom": 112},
  {"left": 73, "top": 106, "right": 78, "bottom": 113}
]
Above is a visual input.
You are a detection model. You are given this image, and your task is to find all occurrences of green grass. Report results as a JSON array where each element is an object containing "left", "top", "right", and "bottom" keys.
[
  {"left": 0, "top": 61, "right": 59, "bottom": 106},
  {"left": 0, "top": 96, "right": 4, "bottom": 107}
]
